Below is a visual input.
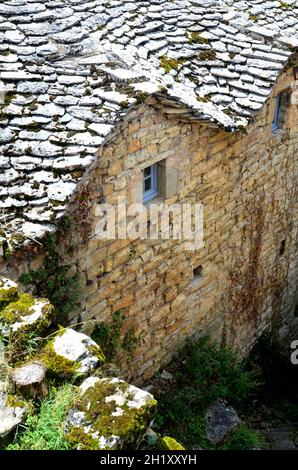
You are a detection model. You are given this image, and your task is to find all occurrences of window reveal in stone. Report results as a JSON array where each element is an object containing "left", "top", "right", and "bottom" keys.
[
  {"left": 272, "top": 89, "right": 291, "bottom": 131},
  {"left": 143, "top": 163, "right": 158, "bottom": 203}
]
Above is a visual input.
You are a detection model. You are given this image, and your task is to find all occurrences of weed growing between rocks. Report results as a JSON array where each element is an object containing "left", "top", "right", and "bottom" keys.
[{"left": 219, "top": 423, "right": 261, "bottom": 450}]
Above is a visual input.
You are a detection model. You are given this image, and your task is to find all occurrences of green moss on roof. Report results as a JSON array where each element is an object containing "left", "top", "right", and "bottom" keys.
[
  {"left": 199, "top": 50, "right": 217, "bottom": 61},
  {"left": 160, "top": 56, "right": 185, "bottom": 73},
  {"left": 186, "top": 31, "right": 210, "bottom": 44}
]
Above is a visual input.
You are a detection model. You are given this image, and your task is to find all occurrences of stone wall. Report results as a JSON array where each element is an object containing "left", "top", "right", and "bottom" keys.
[{"left": 1, "top": 66, "right": 298, "bottom": 385}]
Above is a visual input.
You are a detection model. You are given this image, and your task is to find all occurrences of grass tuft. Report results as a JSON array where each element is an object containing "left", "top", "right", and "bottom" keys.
[{"left": 6, "top": 384, "right": 78, "bottom": 450}]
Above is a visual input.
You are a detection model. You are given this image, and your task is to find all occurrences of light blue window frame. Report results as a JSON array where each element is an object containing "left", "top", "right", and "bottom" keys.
[
  {"left": 272, "top": 95, "right": 280, "bottom": 131},
  {"left": 143, "top": 163, "right": 158, "bottom": 203}
]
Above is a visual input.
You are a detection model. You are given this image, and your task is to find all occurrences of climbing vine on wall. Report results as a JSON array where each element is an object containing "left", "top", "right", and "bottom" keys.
[
  {"left": 91, "top": 310, "right": 143, "bottom": 364},
  {"left": 224, "top": 179, "right": 296, "bottom": 347},
  {"left": 267, "top": 185, "right": 297, "bottom": 343},
  {"left": 19, "top": 216, "right": 81, "bottom": 325},
  {"left": 69, "top": 180, "right": 95, "bottom": 243},
  {"left": 225, "top": 193, "right": 266, "bottom": 332}
]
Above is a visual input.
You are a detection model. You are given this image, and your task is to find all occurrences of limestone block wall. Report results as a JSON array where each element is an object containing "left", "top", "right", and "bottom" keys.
[
  {"left": 1, "top": 67, "right": 298, "bottom": 385},
  {"left": 65, "top": 66, "right": 296, "bottom": 384}
]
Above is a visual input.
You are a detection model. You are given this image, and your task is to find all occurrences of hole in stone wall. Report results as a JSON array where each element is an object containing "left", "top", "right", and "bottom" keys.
[
  {"left": 294, "top": 304, "right": 298, "bottom": 319},
  {"left": 193, "top": 265, "right": 203, "bottom": 283},
  {"left": 279, "top": 239, "right": 286, "bottom": 257}
]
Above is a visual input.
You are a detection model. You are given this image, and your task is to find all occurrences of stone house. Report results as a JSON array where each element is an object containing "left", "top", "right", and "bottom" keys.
[{"left": 0, "top": 0, "right": 298, "bottom": 384}]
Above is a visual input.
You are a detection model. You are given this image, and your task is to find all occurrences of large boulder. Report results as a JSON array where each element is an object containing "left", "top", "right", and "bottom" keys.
[
  {"left": 0, "top": 382, "right": 27, "bottom": 440},
  {"left": 205, "top": 400, "right": 240, "bottom": 445},
  {"left": 65, "top": 377, "right": 157, "bottom": 450},
  {"left": 40, "top": 328, "right": 105, "bottom": 378}
]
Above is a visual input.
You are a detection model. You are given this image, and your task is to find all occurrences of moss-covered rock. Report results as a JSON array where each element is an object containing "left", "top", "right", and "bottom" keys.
[
  {"left": 0, "top": 292, "right": 54, "bottom": 338},
  {"left": 0, "top": 277, "right": 54, "bottom": 341},
  {"left": 0, "top": 278, "right": 18, "bottom": 310},
  {"left": 65, "top": 377, "right": 157, "bottom": 450},
  {"left": 40, "top": 328, "right": 105, "bottom": 379},
  {"left": 0, "top": 276, "right": 55, "bottom": 366},
  {"left": 159, "top": 436, "right": 186, "bottom": 450}
]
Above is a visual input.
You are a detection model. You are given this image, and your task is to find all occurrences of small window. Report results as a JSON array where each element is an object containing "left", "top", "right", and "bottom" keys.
[
  {"left": 272, "top": 89, "right": 291, "bottom": 131},
  {"left": 143, "top": 163, "right": 158, "bottom": 203}
]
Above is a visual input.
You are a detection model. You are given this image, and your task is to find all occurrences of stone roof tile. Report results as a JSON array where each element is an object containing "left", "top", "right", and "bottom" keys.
[{"left": 0, "top": 0, "right": 297, "bottom": 245}]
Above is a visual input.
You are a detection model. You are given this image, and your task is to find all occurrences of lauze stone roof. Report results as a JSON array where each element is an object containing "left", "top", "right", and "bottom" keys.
[{"left": 0, "top": 0, "right": 297, "bottom": 246}]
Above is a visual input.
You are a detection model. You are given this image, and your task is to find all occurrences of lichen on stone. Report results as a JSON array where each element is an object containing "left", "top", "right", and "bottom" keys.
[
  {"left": 0, "top": 383, "right": 28, "bottom": 439},
  {"left": 5, "top": 393, "right": 27, "bottom": 410},
  {"left": 186, "top": 31, "right": 209, "bottom": 44},
  {"left": 199, "top": 50, "right": 217, "bottom": 61},
  {"left": 0, "top": 277, "right": 54, "bottom": 366}
]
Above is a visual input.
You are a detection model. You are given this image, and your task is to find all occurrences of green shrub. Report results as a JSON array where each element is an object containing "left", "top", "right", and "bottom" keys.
[{"left": 156, "top": 335, "right": 260, "bottom": 449}]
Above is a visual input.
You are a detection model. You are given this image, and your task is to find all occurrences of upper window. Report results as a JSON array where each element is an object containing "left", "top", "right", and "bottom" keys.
[
  {"left": 143, "top": 163, "right": 158, "bottom": 203},
  {"left": 272, "top": 89, "right": 291, "bottom": 131}
]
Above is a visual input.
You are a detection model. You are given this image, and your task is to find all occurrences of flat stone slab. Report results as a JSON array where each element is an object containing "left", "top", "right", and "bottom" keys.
[{"left": 65, "top": 377, "right": 157, "bottom": 450}]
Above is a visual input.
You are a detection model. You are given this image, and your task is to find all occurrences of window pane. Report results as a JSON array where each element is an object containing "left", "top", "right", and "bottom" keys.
[
  {"left": 143, "top": 163, "right": 159, "bottom": 203},
  {"left": 144, "top": 167, "right": 151, "bottom": 178},
  {"left": 272, "top": 96, "right": 280, "bottom": 130},
  {"left": 144, "top": 178, "right": 152, "bottom": 192}
]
